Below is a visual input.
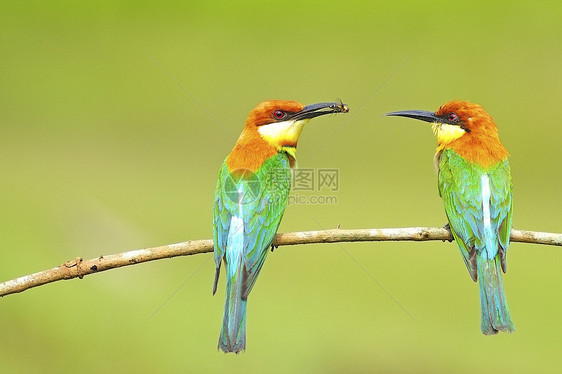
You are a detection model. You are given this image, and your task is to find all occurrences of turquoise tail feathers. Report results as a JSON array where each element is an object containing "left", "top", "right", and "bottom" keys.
[
  {"left": 218, "top": 271, "right": 247, "bottom": 353},
  {"left": 476, "top": 254, "right": 514, "bottom": 335}
]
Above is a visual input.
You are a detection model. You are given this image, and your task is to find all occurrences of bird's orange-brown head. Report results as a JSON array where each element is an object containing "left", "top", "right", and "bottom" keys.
[
  {"left": 227, "top": 100, "right": 348, "bottom": 171},
  {"left": 386, "top": 100, "right": 508, "bottom": 167}
]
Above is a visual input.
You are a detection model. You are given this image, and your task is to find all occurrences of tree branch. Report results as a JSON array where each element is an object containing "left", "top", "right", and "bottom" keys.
[{"left": 1, "top": 227, "right": 560, "bottom": 297}]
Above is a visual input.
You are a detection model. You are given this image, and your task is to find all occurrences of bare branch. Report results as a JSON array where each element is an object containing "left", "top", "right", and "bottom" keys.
[{"left": 1, "top": 227, "right": 560, "bottom": 297}]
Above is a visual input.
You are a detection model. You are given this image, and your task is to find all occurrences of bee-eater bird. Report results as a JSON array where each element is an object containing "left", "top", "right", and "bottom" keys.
[
  {"left": 385, "top": 101, "right": 514, "bottom": 335},
  {"left": 213, "top": 100, "right": 349, "bottom": 353}
]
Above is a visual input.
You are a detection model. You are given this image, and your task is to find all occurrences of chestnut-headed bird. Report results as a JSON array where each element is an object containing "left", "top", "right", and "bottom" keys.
[
  {"left": 385, "top": 101, "right": 514, "bottom": 335},
  {"left": 213, "top": 100, "right": 349, "bottom": 353}
]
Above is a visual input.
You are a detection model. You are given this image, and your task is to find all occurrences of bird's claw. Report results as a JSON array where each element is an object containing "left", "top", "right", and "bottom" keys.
[{"left": 442, "top": 223, "right": 454, "bottom": 242}]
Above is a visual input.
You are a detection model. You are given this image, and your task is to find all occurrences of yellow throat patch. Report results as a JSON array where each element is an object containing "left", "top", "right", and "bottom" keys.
[
  {"left": 257, "top": 119, "right": 309, "bottom": 149},
  {"left": 432, "top": 122, "right": 466, "bottom": 146}
]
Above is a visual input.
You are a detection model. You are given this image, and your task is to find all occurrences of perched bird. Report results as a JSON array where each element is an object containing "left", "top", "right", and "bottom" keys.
[
  {"left": 213, "top": 100, "right": 349, "bottom": 353},
  {"left": 385, "top": 101, "right": 514, "bottom": 335}
]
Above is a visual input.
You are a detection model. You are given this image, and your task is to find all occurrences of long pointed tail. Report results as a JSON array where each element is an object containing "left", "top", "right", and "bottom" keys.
[
  {"left": 218, "top": 273, "right": 247, "bottom": 353},
  {"left": 476, "top": 254, "right": 514, "bottom": 334}
]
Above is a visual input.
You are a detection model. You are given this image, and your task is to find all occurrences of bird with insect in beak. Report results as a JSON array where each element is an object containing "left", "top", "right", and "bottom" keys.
[
  {"left": 385, "top": 101, "right": 514, "bottom": 335},
  {"left": 213, "top": 100, "right": 349, "bottom": 353}
]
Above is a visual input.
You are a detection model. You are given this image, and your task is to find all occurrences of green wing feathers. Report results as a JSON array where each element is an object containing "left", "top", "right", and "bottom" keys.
[
  {"left": 438, "top": 149, "right": 513, "bottom": 280},
  {"left": 213, "top": 153, "right": 291, "bottom": 297}
]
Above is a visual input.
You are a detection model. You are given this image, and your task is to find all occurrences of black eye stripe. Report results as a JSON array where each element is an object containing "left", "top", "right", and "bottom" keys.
[{"left": 444, "top": 112, "right": 471, "bottom": 133}]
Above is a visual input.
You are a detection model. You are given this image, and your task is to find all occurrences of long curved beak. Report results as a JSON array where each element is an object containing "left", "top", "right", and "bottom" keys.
[
  {"left": 384, "top": 110, "right": 439, "bottom": 123},
  {"left": 293, "top": 101, "right": 349, "bottom": 120}
]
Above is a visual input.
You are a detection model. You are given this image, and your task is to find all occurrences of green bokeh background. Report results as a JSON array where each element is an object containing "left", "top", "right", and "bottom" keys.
[{"left": 1, "top": 1, "right": 561, "bottom": 372}]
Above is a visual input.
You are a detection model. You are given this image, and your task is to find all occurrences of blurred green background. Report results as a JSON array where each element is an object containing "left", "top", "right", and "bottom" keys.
[{"left": 1, "top": 1, "right": 561, "bottom": 372}]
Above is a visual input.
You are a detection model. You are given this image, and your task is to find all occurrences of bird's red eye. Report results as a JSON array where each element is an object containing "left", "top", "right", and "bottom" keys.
[
  {"left": 273, "top": 110, "right": 286, "bottom": 119},
  {"left": 449, "top": 113, "right": 458, "bottom": 122}
]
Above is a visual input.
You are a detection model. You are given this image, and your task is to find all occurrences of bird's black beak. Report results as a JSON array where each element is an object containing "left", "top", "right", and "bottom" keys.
[
  {"left": 384, "top": 110, "right": 440, "bottom": 124},
  {"left": 293, "top": 101, "right": 350, "bottom": 120}
]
